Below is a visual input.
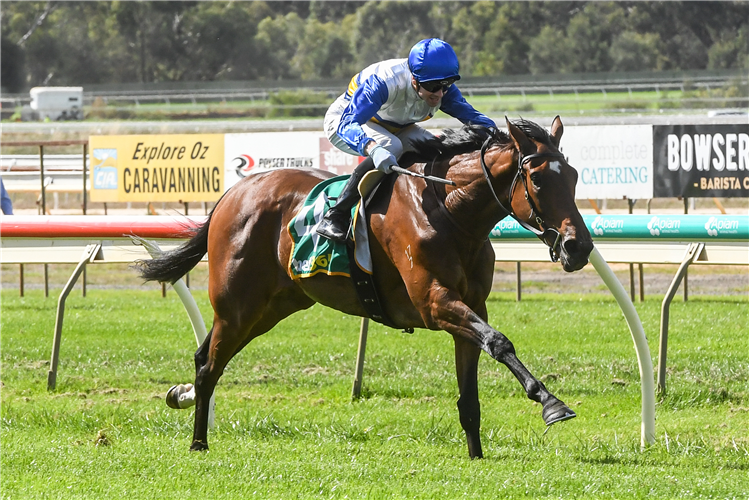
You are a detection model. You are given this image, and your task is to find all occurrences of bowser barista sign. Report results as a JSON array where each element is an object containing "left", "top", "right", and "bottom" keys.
[
  {"left": 653, "top": 125, "right": 749, "bottom": 197},
  {"left": 89, "top": 134, "right": 224, "bottom": 202}
]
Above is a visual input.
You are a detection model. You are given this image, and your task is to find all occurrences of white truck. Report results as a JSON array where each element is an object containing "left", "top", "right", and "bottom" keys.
[{"left": 28, "top": 87, "right": 84, "bottom": 120}]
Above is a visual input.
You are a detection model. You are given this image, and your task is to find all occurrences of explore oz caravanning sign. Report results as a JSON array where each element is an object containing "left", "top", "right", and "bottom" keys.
[
  {"left": 653, "top": 124, "right": 749, "bottom": 197},
  {"left": 89, "top": 134, "right": 224, "bottom": 202}
]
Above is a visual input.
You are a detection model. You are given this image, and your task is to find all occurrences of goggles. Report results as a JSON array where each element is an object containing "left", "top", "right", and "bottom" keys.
[{"left": 418, "top": 78, "right": 457, "bottom": 93}]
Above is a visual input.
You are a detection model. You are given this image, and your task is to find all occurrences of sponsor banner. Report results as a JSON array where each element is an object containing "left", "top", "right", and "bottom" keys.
[
  {"left": 224, "top": 132, "right": 323, "bottom": 189},
  {"left": 489, "top": 214, "right": 749, "bottom": 240},
  {"left": 489, "top": 218, "right": 532, "bottom": 239},
  {"left": 89, "top": 134, "right": 223, "bottom": 202},
  {"left": 319, "top": 137, "right": 364, "bottom": 175},
  {"left": 653, "top": 124, "right": 749, "bottom": 197},
  {"left": 560, "top": 125, "right": 653, "bottom": 199}
]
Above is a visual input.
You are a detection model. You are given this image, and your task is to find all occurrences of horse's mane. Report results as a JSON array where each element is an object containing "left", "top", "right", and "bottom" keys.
[{"left": 409, "top": 119, "right": 553, "bottom": 161}]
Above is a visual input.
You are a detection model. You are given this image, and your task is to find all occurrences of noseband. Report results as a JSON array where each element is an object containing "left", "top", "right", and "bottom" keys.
[{"left": 480, "top": 136, "right": 565, "bottom": 262}]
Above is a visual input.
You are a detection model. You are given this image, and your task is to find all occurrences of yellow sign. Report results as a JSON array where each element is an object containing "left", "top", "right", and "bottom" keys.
[{"left": 89, "top": 134, "right": 224, "bottom": 202}]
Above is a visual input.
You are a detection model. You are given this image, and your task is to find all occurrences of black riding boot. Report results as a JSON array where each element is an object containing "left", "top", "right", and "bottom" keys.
[{"left": 316, "top": 156, "right": 376, "bottom": 242}]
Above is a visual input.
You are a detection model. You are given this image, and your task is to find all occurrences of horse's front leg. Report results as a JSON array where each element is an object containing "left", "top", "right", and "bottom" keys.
[{"left": 427, "top": 289, "right": 575, "bottom": 428}]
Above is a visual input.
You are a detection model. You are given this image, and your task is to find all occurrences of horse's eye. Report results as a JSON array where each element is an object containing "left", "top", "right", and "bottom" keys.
[{"left": 530, "top": 172, "right": 542, "bottom": 187}]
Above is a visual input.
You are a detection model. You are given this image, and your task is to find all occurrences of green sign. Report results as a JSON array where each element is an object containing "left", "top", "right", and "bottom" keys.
[{"left": 490, "top": 215, "right": 749, "bottom": 241}]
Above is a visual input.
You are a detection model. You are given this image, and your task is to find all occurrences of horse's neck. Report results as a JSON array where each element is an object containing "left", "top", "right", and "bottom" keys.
[{"left": 442, "top": 148, "right": 516, "bottom": 240}]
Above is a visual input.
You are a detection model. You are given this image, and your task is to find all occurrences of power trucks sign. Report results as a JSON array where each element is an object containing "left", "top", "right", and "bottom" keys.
[{"left": 653, "top": 125, "right": 749, "bottom": 197}]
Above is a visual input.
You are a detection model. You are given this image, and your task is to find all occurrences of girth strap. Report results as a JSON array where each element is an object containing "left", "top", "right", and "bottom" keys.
[{"left": 346, "top": 239, "right": 399, "bottom": 329}]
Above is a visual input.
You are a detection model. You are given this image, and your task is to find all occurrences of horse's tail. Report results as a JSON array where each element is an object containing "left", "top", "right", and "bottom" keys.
[{"left": 135, "top": 212, "right": 213, "bottom": 285}]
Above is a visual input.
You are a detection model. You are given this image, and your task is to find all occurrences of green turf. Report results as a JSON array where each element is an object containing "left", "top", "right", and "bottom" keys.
[{"left": 1, "top": 289, "right": 747, "bottom": 499}]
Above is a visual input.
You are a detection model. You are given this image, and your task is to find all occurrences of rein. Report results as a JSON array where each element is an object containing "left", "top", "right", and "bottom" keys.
[{"left": 479, "top": 135, "right": 565, "bottom": 262}]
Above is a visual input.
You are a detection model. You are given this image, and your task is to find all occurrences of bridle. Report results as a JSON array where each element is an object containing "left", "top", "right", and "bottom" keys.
[{"left": 480, "top": 135, "right": 565, "bottom": 262}]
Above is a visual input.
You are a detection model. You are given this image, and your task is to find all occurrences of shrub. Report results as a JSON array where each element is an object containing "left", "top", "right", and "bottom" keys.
[{"left": 266, "top": 90, "right": 330, "bottom": 118}]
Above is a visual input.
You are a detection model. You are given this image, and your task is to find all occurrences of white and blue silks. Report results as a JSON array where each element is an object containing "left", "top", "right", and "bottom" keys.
[{"left": 323, "top": 58, "right": 495, "bottom": 158}]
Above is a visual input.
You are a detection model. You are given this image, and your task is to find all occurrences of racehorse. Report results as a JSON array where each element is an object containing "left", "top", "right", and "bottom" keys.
[{"left": 137, "top": 116, "right": 593, "bottom": 459}]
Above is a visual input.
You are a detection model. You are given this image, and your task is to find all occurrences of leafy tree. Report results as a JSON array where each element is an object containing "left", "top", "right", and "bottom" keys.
[
  {"left": 450, "top": 2, "right": 499, "bottom": 75},
  {"left": 707, "top": 24, "right": 749, "bottom": 70},
  {"left": 1, "top": 0, "right": 747, "bottom": 92},
  {"left": 293, "top": 17, "right": 356, "bottom": 80},
  {"left": 565, "top": 2, "right": 624, "bottom": 73},
  {"left": 309, "top": 1, "right": 361, "bottom": 23},
  {"left": 1, "top": 35, "right": 25, "bottom": 92},
  {"left": 178, "top": 2, "right": 257, "bottom": 81},
  {"left": 610, "top": 31, "right": 663, "bottom": 72},
  {"left": 528, "top": 26, "right": 574, "bottom": 75},
  {"left": 254, "top": 12, "right": 305, "bottom": 80},
  {"left": 352, "top": 1, "right": 436, "bottom": 68}
]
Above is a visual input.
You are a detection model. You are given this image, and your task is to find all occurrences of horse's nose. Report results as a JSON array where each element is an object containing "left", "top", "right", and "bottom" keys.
[{"left": 563, "top": 237, "right": 593, "bottom": 260}]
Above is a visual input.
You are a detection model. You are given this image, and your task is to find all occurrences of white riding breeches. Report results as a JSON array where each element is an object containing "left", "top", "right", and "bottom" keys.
[{"left": 324, "top": 94, "right": 436, "bottom": 160}]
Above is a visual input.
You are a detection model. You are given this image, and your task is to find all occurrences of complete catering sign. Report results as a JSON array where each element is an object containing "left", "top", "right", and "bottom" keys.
[
  {"left": 561, "top": 125, "right": 653, "bottom": 199},
  {"left": 89, "top": 134, "right": 224, "bottom": 202}
]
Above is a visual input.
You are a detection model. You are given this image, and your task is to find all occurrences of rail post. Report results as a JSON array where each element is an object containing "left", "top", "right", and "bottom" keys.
[
  {"left": 48, "top": 243, "right": 101, "bottom": 390},
  {"left": 657, "top": 242, "right": 704, "bottom": 395}
]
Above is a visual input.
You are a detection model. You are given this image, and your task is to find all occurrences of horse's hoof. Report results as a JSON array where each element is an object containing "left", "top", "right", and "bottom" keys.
[
  {"left": 166, "top": 383, "right": 193, "bottom": 409},
  {"left": 543, "top": 398, "right": 576, "bottom": 426},
  {"left": 190, "top": 440, "right": 209, "bottom": 452}
]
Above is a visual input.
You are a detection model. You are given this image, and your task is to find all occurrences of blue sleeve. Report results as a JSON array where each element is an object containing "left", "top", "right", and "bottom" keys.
[
  {"left": 337, "top": 75, "right": 390, "bottom": 156},
  {"left": 439, "top": 86, "right": 496, "bottom": 129},
  {"left": 1, "top": 178, "right": 13, "bottom": 215}
]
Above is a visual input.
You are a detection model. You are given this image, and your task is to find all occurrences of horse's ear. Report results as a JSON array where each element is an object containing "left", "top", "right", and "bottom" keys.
[
  {"left": 550, "top": 115, "right": 563, "bottom": 148},
  {"left": 505, "top": 116, "right": 533, "bottom": 154}
]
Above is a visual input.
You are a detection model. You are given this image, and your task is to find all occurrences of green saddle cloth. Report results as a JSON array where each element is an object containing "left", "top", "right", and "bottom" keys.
[{"left": 287, "top": 175, "right": 357, "bottom": 279}]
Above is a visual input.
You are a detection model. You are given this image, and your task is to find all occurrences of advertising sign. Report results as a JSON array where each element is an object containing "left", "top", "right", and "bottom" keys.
[
  {"left": 319, "top": 137, "right": 363, "bottom": 175},
  {"left": 653, "top": 124, "right": 749, "bottom": 197},
  {"left": 89, "top": 134, "right": 224, "bottom": 202},
  {"left": 489, "top": 215, "right": 749, "bottom": 240},
  {"left": 560, "top": 125, "right": 653, "bottom": 200},
  {"left": 224, "top": 132, "right": 323, "bottom": 189}
]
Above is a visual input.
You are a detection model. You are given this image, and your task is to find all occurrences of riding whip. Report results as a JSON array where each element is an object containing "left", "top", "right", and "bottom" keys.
[{"left": 391, "top": 166, "right": 456, "bottom": 186}]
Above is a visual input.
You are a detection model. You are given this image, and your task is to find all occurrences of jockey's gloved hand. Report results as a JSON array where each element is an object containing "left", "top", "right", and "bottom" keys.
[{"left": 369, "top": 145, "right": 398, "bottom": 174}]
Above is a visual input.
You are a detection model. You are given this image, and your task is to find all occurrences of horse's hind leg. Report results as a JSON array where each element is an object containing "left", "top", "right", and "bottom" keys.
[
  {"left": 190, "top": 288, "right": 314, "bottom": 451},
  {"left": 453, "top": 335, "right": 483, "bottom": 459},
  {"left": 164, "top": 326, "right": 214, "bottom": 411}
]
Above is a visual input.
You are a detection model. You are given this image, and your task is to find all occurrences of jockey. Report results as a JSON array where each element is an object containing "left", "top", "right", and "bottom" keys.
[{"left": 316, "top": 37, "right": 496, "bottom": 242}]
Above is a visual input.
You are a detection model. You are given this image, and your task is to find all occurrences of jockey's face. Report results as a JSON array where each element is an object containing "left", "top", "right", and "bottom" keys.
[{"left": 412, "top": 76, "right": 443, "bottom": 107}]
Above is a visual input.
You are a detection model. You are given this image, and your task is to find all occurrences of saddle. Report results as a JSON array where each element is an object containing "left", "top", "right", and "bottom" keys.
[{"left": 287, "top": 174, "right": 397, "bottom": 328}]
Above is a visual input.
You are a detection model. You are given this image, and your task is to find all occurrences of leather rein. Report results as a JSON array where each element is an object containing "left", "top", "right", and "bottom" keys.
[{"left": 479, "top": 135, "right": 565, "bottom": 263}]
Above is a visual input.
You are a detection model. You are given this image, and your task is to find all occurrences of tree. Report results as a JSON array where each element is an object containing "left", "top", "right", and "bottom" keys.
[
  {"left": 352, "top": 1, "right": 436, "bottom": 69},
  {"left": 610, "top": 31, "right": 663, "bottom": 72},
  {"left": 1, "top": 35, "right": 25, "bottom": 92},
  {"left": 565, "top": 2, "right": 624, "bottom": 73},
  {"left": 293, "top": 17, "right": 356, "bottom": 80},
  {"left": 254, "top": 12, "right": 305, "bottom": 80},
  {"left": 178, "top": 3, "right": 256, "bottom": 81},
  {"left": 309, "top": 1, "right": 360, "bottom": 23},
  {"left": 449, "top": 2, "right": 499, "bottom": 75},
  {"left": 528, "top": 26, "right": 574, "bottom": 75},
  {"left": 708, "top": 23, "right": 749, "bottom": 70}
]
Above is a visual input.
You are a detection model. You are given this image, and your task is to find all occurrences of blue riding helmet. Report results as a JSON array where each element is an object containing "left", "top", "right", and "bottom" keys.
[{"left": 408, "top": 38, "right": 461, "bottom": 83}]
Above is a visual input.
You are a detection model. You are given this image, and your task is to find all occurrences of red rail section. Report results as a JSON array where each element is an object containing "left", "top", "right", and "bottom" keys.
[{"left": 0, "top": 215, "right": 207, "bottom": 238}]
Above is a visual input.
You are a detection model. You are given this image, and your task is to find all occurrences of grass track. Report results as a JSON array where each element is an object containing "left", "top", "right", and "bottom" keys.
[{"left": 1, "top": 289, "right": 748, "bottom": 499}]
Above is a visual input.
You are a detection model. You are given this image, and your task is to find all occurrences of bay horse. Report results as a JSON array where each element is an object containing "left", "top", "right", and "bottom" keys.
[{"left": 137, "top": 116, "right": 593, "bottom": 459}]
